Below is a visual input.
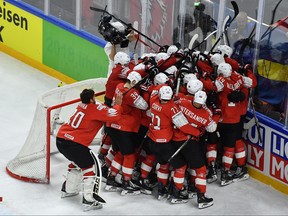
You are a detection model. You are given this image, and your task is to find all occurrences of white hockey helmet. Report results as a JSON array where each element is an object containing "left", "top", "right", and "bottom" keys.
[
  {"left": 127, "top": 71, "right": 142, "bottom": 84},
  {"left": 186, "top": 79, "right": 203, "bottom": 95},
  {"left": 133, "top": 62, "right": 146, "bottom": 71},
  {"left": 210, "top": 53, "right": 225, "bottom": 66},
  {"left": 194, "top": 90, "right": 207, "bottom": 105},
  {"left": 110, "top": 21, "right": 125, "bottom": 33},
  {"left": 183, "top": 73, "right": 197, "bottom": 85},
  {"left": 114, "top": 51, "right": 130, "bottom": 65},
  {"left": 167, "top": 45, "right": 178, "bottom": 56},
  {"left": 159, "top": 85, "right": 173, "bottom": 100},
  {"left": 164, "top": 65, "right": 178, "bottom": 76},
  {"left": 217, "top": 62, "right": 232, "bottom": 78},
  {"left": 154, "top": 72, "right": 169, "bottom": 86},
  {"left": 216, "top": 45, "right": 233, "bottom": 58},
  {"left": 155, "top": 52, "right": 169, "bottom": 64}
]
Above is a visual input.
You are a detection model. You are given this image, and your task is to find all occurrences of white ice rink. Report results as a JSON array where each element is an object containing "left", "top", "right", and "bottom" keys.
[{"left": 0, "top": 51, "right": 287, "bottom": 215}]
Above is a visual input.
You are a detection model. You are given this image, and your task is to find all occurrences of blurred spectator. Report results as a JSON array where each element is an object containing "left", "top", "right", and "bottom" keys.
[
  {"left": 229, "top": 11, "right": 255, "bottom": 47},
  {"left": 253, "top": 41, "right": 288, "bottom": 124},
  {"left": 193, "top": 0, "right": 215, "bottom": 51}
]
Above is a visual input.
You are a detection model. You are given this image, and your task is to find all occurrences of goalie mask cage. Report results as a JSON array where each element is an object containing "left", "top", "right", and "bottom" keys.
[{"left": 6, "top": 78, "right": 107, "bottom": 184}]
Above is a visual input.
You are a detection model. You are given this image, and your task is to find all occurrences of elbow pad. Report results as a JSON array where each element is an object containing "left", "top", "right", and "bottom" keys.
[{"left": 172, "top": 112, "right": 189, "bottom": 128}]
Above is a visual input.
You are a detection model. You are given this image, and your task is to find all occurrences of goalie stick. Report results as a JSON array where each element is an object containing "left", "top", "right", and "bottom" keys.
[
  {"left": 90, "top": 6, "right": 162, "bottom": 49},
  {"left": 210, "top": 1, "right": 239, "bottom": 53},
  {"left": 89, "top": 150, "right": 106, "bottom": 204}
]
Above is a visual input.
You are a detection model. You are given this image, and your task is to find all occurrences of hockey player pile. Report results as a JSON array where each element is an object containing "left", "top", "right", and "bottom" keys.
[
  {"left": 92, "top": 42, "right": 257, "bottom": 209},
  {"left": 57, "top": 38, "right": 257, "bottom": 211}
]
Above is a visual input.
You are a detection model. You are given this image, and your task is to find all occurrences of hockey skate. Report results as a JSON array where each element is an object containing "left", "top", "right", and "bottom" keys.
[
  {"left": 82, "top": 197, "right": 103, "bottom": 211},
  {"left": 101, "top": 163, "right": 109, "bottom": 183},
  {"left": 187, "top": 183, "right": 197, "bottom": 199},
  {"left": 132, "top": 178, "right": 153, "bottom": 195},
  {"left": 121, "top": 180, "right": 141, "bottom": 196},
  {"left": 170, "top": 185, "right": 188, "bottom": 204},
  {"left": 233, "top": 166, "right": 249, "bottom": 182},
  {"left": 197, "top": 193, "right": 213, "bottom": 209},
  {"left": 220, "top": 170, "right": 234, "bottom": 186},
  {"left": 206, "top": 163, "right": 218, "bottom": 183},
  {"left": 97, "top": 152, "right": 106, "bottom": 165},
  {"left": 61, "top": 181, "right": 79, "bottom": 198},
  {"left": 105, "top": 174, "right": 122, "bottom": 192},
  {"left": 157, "top": 182, "right": 169, "bottom": 200}
]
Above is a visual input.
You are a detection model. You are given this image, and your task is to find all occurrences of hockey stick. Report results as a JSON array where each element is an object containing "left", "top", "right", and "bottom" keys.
[
  {"left": 210, "top": 1, "right": 239, "bottom": 52},
  {"left": 90, "top": 7, "right": 162, "bottom": 48},
  {"left": 249, "top": 99, "right": 263, "bottom": 144},
  {"left": 191, "top": 29, "right": 217, "bottom": 50},
  {"left": 168, "top": 136, "right": 192, "bottom": 163},
  {"left": 132, "top": 21, "right": 158, "bottom": 53},
  {"left": 222, "top": 15, "right": 231, "bottom": 46}
]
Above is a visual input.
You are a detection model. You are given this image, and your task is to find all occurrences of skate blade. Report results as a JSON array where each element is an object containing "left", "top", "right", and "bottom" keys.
[
  {"left": 233, "top": 174, "right": 249, "bottom": 183},
  {"left": 207, "top": 175, "right": 218, "bottom": 184},
  {"left": 170, "top": 198, "right": 188, "bottom": 204},
  {"left": 220, "top": 180, "right": 233, "bottom": 186},
  {"left": 82, "top": 202, "right": 103, "bottom": 211},
  {"left": 61, "top": 191, "right": 79, "bottom": 198},
  {"left": 140, "top": 189, "right": 153, "bottom": 195},
  {"left": 104, "top": 185, "right": 122, "bottom": 192},
  {"left": 120, "top": 189, "right": 141, "bottom": 196},
  {"left": 188, "top": 192, "right": 197, "bottom": 199},
  {"left": 157, "top": 194, "right": 169, "bottom": 200},
  {"left": 198, "top": 201, "right": 214, "bottom": 209}
]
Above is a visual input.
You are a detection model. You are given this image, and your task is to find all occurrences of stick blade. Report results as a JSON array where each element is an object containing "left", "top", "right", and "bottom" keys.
[
  {"left": 231, "top": 1, "right": 239, "bottom": 18},
  {"left": 188, "top": 34, "right": 199, "bottom": 50},
  {"left": 90, "top": 7, "right": 105, "bottom": 12}
]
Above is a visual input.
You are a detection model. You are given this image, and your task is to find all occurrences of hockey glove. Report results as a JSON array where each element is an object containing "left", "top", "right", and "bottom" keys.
[{"left": 227, "top": 90, "right": 246, "bottom": 103}]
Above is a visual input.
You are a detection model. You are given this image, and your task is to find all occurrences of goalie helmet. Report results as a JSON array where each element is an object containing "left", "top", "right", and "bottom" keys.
[
  {"left": 114, "top": 51, "right": 130, "bottom": 65},
  {"left": 110, "top": 21, "right": 125, "bottom": 33},
  {"left": 154, "top": 73, "right": 169, "bottom": 86},
  {"left": 167, "top": 45, "right": 178, "bottom": 56},
  {"left": 194, "top": 90, "right": 207, "bottom": 105},
  {"left": 155, "top": 52, "right": 169, "bottom": 64},
  {"left": 183, "top": 73, "right": 197, "bottom": 85},
  {"left": 164, "top": 65, "right": 178, "bottom": 76},
  {"left": 210, "top": 53, "right": 225, "bottom": 66},
  {"left": 216, "top": 45, "right": 233, "bottom": 58},
  {"left": 127, "top": 71, "right": 142, "bottom": 84},
  {"left": 186, "top": 79, "right": 203, "bottom": 95},
  {"left": 159, "top": 85, "right": 173, "bottom": 100},
  {"left": 217, "top": 62, "right": 232, "bottom": 78}
]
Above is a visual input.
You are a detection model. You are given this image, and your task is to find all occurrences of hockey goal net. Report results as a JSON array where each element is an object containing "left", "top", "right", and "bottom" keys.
[{"left": 6, "top": 78, "right": 107, "bottom": 184}]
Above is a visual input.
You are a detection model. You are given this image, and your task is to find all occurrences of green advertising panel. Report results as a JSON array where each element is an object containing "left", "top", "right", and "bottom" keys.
[{"left": 43, "top": 21, "right": 108, "bottom": 81}]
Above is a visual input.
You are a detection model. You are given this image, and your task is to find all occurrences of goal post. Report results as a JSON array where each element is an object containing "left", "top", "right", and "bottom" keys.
[{"left": 6, "top": 78, "right": 107, "bottom": 184}]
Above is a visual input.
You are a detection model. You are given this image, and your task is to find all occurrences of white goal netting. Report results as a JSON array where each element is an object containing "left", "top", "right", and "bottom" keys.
[{"left": 6, "top": 78, "right": 107, "bottom": 183}]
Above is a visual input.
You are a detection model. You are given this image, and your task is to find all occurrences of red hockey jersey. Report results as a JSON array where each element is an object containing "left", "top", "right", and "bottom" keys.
[{"left": 57, "top": 102, "right": 122, "bottom": 147}]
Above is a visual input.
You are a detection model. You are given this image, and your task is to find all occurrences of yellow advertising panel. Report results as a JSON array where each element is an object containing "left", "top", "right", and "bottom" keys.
[{"left": 0, "top": 0, "right": 42, "bottom": 62}]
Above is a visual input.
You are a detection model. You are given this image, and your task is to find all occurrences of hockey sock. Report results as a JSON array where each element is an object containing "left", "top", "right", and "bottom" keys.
[
  {"left": 222, "top": 147, "right": 235, "bottom": 170},
  {"left": 105, "top": 149, "right": 116, "bottom": 167},
  {"left": 195, "top": 166, "right": 207, "bottom": 194},
  {"left": 82, "top": 165, "right": 95, "bottom": 179},
  {"left": 188, "top": 168, "right": 196, "bottom": 184},
  {"left": 110, "top": 151, "right": 123, "bottom": 176},
  {"left": 140, "top": 154, "right": 156, "bottom": 179},
  {"left": 173, "top": 164, "right": 187, "bottom": 190},
  {"left": 100, "top": 133, "right": 112, "bottom": 155},
  {"left": 235, "top": 139, "right": 246, "bottom": 166},
  {"left": 122, "top": 153, "right": 136, "bottom": 181},
  {"left": 206, "top": 143, "right": 217, "bottom": 165},
  {"left": 157, "top": 163, "right": 170, "bottom": 186}
]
